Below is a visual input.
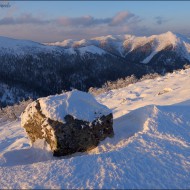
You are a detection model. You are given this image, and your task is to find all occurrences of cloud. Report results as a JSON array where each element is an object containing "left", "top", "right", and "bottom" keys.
[
  {"left": 0, "top": 10, "right": 144, "bottom": 42},
  {"left": 110, "top": 11, "right": 137, "bottom": 26},
  {"left": 0, "top": 13, "right": 50, "bottom": 25},
  {"left": 155, "top": 16, "right": 168, "bottom": 25},
  {"left": 55, "top": 15, "right": 111, "bottom": 27},
  {"left": 55, "top": 11, "right": 141, "bottom": 27},
  {"left": 0, "top": 11, "right": 139, "bottom": 27}
]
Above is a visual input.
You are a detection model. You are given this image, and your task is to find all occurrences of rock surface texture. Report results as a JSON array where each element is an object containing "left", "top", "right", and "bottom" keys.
[{"left": 21, "top": 90, "right": 114, "bottom": 156}]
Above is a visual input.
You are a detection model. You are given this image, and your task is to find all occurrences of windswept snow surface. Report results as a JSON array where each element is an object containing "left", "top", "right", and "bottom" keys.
[{"left": 1, "top": 69, "right": 190, "bottom": 189}]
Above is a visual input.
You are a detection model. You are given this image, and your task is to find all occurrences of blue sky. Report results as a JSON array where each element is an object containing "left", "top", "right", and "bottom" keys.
[{"left": 0, "top": 1, "right": 190, "bottom": 42}]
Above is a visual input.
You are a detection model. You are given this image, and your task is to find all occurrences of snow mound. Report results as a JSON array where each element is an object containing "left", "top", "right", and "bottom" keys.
[
  {"left": 89, "top": 101, "right": 190, "bottom": 155},
  {"left": 22, "top": 90, "right": 111, "bottom": 125}
]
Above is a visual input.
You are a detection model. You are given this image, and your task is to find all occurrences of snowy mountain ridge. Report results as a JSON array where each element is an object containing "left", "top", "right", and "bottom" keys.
[
  {"left": 0, "top": 35, "right": 111, "bottom": 56},
  {"left": 0, "top": 31, "right": 190, "bottom": 62},
  {"left": 46, "top": 31, "right": 190, "bottom": 62},
  {"left": 0, "top": 36, "right": 61, "bottom": 55}
]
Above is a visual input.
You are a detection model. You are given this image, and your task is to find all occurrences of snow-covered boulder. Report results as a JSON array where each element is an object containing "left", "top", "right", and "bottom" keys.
[{"left": 21, "top": 90, "right": 113, "bottom": 156}]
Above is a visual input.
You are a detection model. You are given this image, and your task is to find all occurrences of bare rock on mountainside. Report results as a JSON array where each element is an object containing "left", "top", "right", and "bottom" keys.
[{"left": 21, "top": 90, "right": 114, "bottom": 156}]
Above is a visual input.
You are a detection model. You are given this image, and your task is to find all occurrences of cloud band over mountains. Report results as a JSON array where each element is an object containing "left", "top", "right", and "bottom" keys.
[
  {"left": 0, "top": 10, "right": 176, "bottom": 42},
  {"left": 0, "top": 11, "right": 140, "bottom": 27}
]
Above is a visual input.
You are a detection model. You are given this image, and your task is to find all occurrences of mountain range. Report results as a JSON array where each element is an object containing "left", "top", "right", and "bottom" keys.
[
  {"left": 0, "top": 31, "right": 190, "bottom": 106},
  {"left": 46, "top": 31, "right": 190, "bottom": 64}
]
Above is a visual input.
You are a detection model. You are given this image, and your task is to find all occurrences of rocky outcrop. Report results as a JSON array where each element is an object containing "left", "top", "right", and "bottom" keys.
[{"left": 21, "top": 90, "right": 114, "bottom": 156}]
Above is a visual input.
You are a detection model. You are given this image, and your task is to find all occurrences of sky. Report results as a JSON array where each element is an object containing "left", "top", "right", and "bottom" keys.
[{"left": 0, "top": 1, "right": 190, "bottom": 42}]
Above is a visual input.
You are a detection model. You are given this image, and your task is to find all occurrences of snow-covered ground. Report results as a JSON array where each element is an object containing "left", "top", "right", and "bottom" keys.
[{"left": 0, "top": 69, "right": 190, "bottom": 189}]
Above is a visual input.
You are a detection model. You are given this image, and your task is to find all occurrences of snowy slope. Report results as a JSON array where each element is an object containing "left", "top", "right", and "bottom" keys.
[
  {"left": 78, "top": 45, "right": 107, "bottom": 56},
  {"left": 0, "top": 36, "right": 61, "bottom": 55},
  {"left": 0, "top": 69, "right": 190, "bottom": 188}
]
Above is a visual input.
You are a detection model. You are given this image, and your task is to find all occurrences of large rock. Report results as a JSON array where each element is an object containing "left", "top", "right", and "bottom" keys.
[{"left": 21, "top": 90, "right": 113, "bottom": 156}]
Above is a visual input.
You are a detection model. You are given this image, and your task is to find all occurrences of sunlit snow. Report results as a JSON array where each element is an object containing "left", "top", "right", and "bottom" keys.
[{"left": 0, "top": 69, "right": 190, "bottom": 189}]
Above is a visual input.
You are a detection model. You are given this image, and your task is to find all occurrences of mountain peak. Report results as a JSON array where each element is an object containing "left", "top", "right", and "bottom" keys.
[
  {"left": 165, "top": 31, "right": 175, "bottom": 36},
  {"left": 91, "top": 35, "right": 117, "bottom": 41},
  {"left": 158, "top": 31, "right": 179, "bottom": 45}
]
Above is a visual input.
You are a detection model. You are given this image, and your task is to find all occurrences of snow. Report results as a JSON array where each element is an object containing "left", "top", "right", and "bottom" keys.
[
  {"left": 20, "top": 101, "right": 37, "bottom": 127},
  {"left": 46, "top": 31, "right": 190, "bottom": 62},
  {"left": 64, "top": 47, "right": 77, "bottom": 55},
  {"left": 21, "top": 90, "right": 111, "bottom": 125},
  {"left": 91, "top": 35, "right": 117, "bottom": 41},
  {"left": 0, "top": 36, "right": 61, "bottom": 55},
  {"left": 78, "top": 45, "right": 107, "bottom": 55},
  {"left": 63, "top": 45, "right": 107, "bottom": 56},
  {"left": 1, "top": 32, "right": 190, "bottom": 61},
  {"left": 44, "top": 39, "right": 74, "bottom": 47},
  {"left": 1, "top": 69, "right": 190, "bottom": 188},
  {"left": 140, "top": 31, "right": 190, "bottom": 63},
  {"left": 73, "top": 39, "right": 88, "bottom": 47},
  {"left": 123, "top": 31, "right": 180, "bottom": 63}
]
